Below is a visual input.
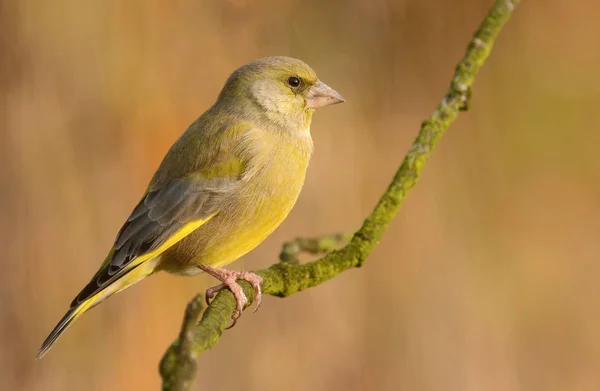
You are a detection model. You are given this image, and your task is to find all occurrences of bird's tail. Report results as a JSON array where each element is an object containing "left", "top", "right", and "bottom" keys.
[
  {"left": 36, "top": 295, "right": 97, "bottom": 360},
  {"left": 36, "top": 258, "right": 159, "bottom": 359}
]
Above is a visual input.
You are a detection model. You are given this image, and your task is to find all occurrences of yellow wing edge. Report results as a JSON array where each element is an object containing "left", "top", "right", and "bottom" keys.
[{"left": 36, "top": 214, "right": 216, "bottom": 359}]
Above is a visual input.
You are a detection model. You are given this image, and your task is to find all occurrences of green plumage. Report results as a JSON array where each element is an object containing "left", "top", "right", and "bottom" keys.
[{"left": 38, "top": 56, "right": 345, "bottom": 358}]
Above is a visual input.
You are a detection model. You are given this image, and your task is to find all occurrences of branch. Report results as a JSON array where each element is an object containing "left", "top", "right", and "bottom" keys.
[
  {"left": 160, "top": 294, "right": 203, "bottom": 391},
  {"left": 160, "top": 1, "right": 520, "bottom": 389}
]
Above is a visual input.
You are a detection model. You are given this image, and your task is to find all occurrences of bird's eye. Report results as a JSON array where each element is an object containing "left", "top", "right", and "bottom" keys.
[{"left": 287, "top": 76, "right": 301, "bottom": 88}]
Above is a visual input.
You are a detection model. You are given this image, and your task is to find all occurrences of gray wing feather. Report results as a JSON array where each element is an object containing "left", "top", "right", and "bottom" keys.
[{"left": 71, "top": 176, "right": 235, "bottom": 306}]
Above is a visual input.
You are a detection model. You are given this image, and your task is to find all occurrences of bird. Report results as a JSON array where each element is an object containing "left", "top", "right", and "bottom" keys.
[{"left": 37, "top": 56, "right": 345, "bottom": 359}]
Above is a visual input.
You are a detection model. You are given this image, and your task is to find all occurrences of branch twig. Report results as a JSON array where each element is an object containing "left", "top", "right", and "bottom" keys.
[
  {"left": 279, "top": 233, "right": 353, "bottom": 264},
  {"left": 160, "top": 1, "right": 520, "bottom": 389}
]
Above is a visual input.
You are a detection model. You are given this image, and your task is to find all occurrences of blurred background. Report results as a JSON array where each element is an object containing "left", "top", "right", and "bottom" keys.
[{"left": 2, "top": 0, "right": 599, "bottom": 390}]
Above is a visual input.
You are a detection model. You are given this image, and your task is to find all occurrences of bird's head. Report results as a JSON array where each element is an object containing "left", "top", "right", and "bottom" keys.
[{"left": 218, "top": 56, "right": 345, "bottom": 130}]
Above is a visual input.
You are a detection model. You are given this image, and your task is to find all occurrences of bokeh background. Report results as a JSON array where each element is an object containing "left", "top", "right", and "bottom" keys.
[{"left": 2, "top": 0, "right": 599, "bottom": 390}]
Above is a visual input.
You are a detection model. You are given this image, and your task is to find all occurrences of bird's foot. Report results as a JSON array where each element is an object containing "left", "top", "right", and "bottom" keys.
[{"left": 198, "top": 265, "right": 263, "bottom": 328}]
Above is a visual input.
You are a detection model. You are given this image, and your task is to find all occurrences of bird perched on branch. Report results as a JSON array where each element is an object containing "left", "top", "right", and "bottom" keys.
[{"left": 38, "top": 56, "right": 345, "bottom": 358}]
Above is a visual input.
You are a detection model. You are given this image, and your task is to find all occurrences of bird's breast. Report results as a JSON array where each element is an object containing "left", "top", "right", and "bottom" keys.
[
  {"left": 166, "top": 130, "right": 314, "bottom": 273},
  {"left": 206, "top": 131, "right": 313, "bottom": 263}
]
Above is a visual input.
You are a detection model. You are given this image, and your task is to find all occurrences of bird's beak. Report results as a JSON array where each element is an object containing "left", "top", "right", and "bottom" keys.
[{"left": 305, "top": 81, "right": 345, "bottom": 109}]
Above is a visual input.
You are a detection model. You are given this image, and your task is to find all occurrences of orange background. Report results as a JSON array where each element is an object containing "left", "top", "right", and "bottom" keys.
[{"left": 2, "top": 0, "right": 600, "bottom": 390}]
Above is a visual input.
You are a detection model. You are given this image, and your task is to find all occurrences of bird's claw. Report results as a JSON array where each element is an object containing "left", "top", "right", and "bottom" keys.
[{"left": 198, "top": 265, "right": 263, "bottom": 328}]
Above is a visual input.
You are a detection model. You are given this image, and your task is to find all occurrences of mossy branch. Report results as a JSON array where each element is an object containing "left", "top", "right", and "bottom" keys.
[
  {"left": 160, "top": 295, "right": 203, "bottom": 391},
  {"left": 159, "top": 1, "right": 520, "bottom": 389}
]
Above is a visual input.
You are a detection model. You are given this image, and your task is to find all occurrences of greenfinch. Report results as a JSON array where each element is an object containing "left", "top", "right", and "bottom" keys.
[{"left": 38, "top": 56, "right": 344, "bottom": 358}]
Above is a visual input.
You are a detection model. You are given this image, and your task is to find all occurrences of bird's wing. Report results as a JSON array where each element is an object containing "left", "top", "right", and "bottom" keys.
[{"left": 71, "top": 171, "right": 241, "bottom": 307}]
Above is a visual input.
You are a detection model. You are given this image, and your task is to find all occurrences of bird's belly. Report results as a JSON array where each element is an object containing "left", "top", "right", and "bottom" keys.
[
  {"left": 207, "top": 193, "right": 298, "bottom": 266},
  {"left": 161, "top": 175, "right": 306, "bottom": 274}
]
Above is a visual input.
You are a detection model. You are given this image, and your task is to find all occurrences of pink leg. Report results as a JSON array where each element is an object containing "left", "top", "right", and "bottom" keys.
[{"left": 198, "top": 265, "right": 263, "bottom": 328}]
